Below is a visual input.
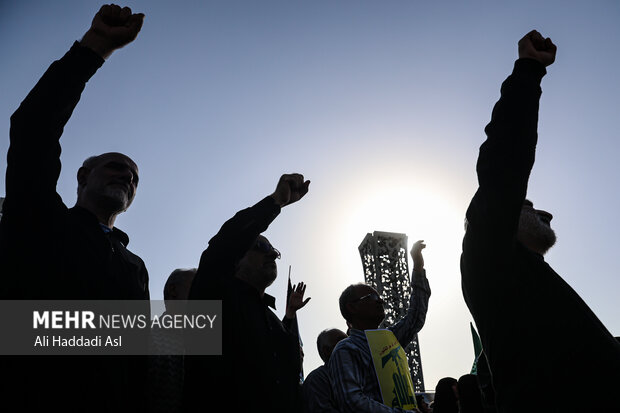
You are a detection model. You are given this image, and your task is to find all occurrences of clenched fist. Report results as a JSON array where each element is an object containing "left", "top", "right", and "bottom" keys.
[
  {"left": 271, "top": 173, "right": 310, "bottom": 208},
  {"left": 410, "top": 240, "right": 426, "bottom": 272},
  {"left": 81, "top": 4, "right": 144, "bottom": 59},
  {"left": 518, "top": 30, "right": 557, "bottom": 67}
]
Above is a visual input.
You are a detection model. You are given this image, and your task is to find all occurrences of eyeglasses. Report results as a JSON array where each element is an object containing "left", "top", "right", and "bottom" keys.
[
  {"left": 352, "top": 292, "right": 382, "bottom": 303},
  {"left": 253, "top": 239, "right": 281, "bottom": 259}
]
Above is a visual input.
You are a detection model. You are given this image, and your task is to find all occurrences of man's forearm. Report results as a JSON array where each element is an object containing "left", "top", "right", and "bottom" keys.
[
  {"left": 465, "top": 59, "right": 547, "bottom": 241},
  {"left": 390, "top": 269, "right": 430, "bottom": 346},
  {"left": 6, "top": 43, "right": 103, "bottom": 203},
  {"left": 190, "top": 196, "right": 281, "bottom": 298},
  {"left": 478, "top": 59, "right": 545, "bottom": 192},
  {"left": 206, "top": 196, "right": 280, "bottom": 262}
]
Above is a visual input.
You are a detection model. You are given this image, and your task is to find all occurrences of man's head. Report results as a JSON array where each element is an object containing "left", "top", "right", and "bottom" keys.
[
  {"left": 163, "top": 268, "right": 197, "bottom": 314},
  {"left": 517, "top": 199, "right": 556, "bottom": 255},
  {"left": 339, "top": 283, "right": 385, "bottom": 330},
  {"left": 76, "top": 152, "right": 139, "bottom": 218},
  {"left": 235, "top": 235, "right": 280, "bottom": 294},
  {"left": 316, "top": 328, "right": 348, "bottom": 364}
]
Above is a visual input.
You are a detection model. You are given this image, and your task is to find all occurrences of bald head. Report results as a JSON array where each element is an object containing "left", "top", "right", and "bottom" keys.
[{"left": 76, "top": 152, "right": 139, "bottom": 225}]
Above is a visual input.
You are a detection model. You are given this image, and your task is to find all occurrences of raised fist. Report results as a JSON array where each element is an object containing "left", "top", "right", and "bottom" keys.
[
  {"left": 410, "top": 240, "right": 426, "bottom": 271},
  {"left": 271, "top": 173, "right": 310, "bottom": 208},
  {"left": 80, "top": 4, "right": 144, "bottom": 59},
  {"left": 518, "top": 30, "right": 557, "bottom": 67}
]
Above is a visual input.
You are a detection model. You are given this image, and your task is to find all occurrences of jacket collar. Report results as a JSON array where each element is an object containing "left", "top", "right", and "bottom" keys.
[
  {"left": 69, "top": 206, "right": 130, "bottom": 246},
  {"left": 263, "top": 293, "right": 277, "bottom": 310}
]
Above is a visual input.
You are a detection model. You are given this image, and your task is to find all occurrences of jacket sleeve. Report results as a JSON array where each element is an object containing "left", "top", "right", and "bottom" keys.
[
  {"left": 463, "top": 58, "right": 547, "bottom": 270},
  {"left": 5, "top": 42, "right": 104, "bottom": 217},
  {"left": 389, "top": 269, "right": 431, "bottom": 347},
  {"left": 189, "top": 196, "right": 281, "bottom": 299}
]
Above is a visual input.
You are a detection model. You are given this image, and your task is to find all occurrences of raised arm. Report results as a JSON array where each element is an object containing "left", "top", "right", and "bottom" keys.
[
  {"left": 464, "top": 31, "right": 557, "bottom": 253},
  {"left": 5, "top": 5, "right": 143, "bottom": 214},
  {"left": 190, "top": 174, "right": 310, "bottom": 298},
  {"left": 390, "top": 240, "right": 431, "bottom": 346}
]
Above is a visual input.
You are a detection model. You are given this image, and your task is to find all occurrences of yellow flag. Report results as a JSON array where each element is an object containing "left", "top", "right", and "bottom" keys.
[{"left": 365, "top": 329, "right": 418, "bottom": 410}]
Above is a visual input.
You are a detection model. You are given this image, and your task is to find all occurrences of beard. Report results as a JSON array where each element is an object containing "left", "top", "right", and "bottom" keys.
[
  {"left": 517, "top": 209, "right": 557, "bottom": 255},
  {"left": 100, "top": 185, "right": 130, "bottom": 212}
]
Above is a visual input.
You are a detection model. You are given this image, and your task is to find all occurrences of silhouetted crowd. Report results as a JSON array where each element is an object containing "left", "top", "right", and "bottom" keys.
[{"left": 1, "top": 4, "right": 619, "bottom": 413}]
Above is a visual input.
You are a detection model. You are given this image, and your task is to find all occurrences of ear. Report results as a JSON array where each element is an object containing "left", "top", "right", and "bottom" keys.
[
  {"left": 346, "top": 302, "right": 356, "bottom": 317},
  {"left": 77, "top": 167, "right": 90, "bottom": 187}
]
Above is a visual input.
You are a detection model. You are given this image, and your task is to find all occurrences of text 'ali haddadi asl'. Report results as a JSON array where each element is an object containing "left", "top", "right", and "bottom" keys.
[{"left": 34, "top": 335, "right": 122, "bottom": 347}]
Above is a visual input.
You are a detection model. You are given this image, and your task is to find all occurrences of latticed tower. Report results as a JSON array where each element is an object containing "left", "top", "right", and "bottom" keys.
[{"left": 358, "top": 231, "right": 425, "bottom": 392}]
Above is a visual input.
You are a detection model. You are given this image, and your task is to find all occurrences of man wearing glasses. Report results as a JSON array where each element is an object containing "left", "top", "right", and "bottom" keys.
[
  {"left": 185, "top": 174, "right": 310, "bottom": 412},
  {"left": 329, "top": 240, "right": 431, "bottom": 412}
]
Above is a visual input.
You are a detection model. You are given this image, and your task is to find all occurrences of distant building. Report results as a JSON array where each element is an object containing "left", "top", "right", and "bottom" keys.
[{"left": 359, "top": 231, "right": 425, "bottom": 392}]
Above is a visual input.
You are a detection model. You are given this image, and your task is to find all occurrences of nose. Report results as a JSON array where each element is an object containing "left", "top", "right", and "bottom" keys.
[
  {"left": 536, "top": 209, "right": 553, "bottom": 222},
  {"left": 267, "top": 247, "right": 281, "bottom": 260},
  {"left": 118, "top": 167, "right": 136, "bottom": 185}
]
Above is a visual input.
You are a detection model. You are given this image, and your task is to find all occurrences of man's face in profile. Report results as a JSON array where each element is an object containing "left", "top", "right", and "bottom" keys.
[
  {"left": 79, "top": 153, "right": 139, "bottom": 213},
  {"left": 350, "top": 285, "right": 385, "bottom": 327},
  {"left": 236, "top": 235, "right": 280, "bottom": 290}
]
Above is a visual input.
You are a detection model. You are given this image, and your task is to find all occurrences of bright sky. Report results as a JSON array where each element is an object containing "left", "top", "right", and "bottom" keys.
[{"left": 2, "top": 0, "right": 619, "bottom": 391}]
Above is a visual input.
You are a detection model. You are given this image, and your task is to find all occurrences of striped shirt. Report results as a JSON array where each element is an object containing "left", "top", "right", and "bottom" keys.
[{"left": 328, "top": 269, "right": 431, "bottom": 413}]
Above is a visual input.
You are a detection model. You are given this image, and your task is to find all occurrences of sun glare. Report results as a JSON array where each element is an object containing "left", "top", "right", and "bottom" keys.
[{"left": 336, "top": 180, "right": 467, "bottom": 294}]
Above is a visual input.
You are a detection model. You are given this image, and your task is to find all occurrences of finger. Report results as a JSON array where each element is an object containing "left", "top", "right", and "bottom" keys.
[
  {"left": 302, "top": 297, "right": 311, "bottom": 306},
  {"left": 286, "top": 173, "right": 304, "bottom": 189},
  {"left": 527, "top": 30, "right": 543, "bottom": 42},
  {"left": 126, "top": 13, "right": 144, "bottom": 36},
  {"left": 290, "top": 173, "right": 304, "bottom": 182},
  {"left": 301, "top": 180, "right": 310, "bottom": 196},
  {"left": 101, "top": 4, "right": 122, "bottom": 19},
  {"left": 99, "top": 4, "right": 126, "bottom": 27},
  {"left": 119, "top": 6, "right": 132, "bottom": 21},
  {"left": 519, "top": 29, "right": 538, "bottom": 45}
]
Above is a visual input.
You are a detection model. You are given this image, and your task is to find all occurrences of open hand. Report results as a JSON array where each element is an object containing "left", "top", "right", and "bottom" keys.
[{"left": 286, "top": 282, "right": 311, "bottom": 318}]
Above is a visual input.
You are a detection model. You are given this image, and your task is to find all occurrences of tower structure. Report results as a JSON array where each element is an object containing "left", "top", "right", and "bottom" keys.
[{"left": 358, "top": 231, "right": 425, "bottom": 392}]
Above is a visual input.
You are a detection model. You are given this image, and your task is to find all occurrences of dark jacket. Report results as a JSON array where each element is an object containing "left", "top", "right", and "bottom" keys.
[
  {"left": 0, "top": 42, "right": 149, "bottom": 412},
  {"left": 185, "top": 196, "right": 302, "bottom": 412},
  {"left": 461, "top": 58, "right": 620, "bottom": 412}
]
